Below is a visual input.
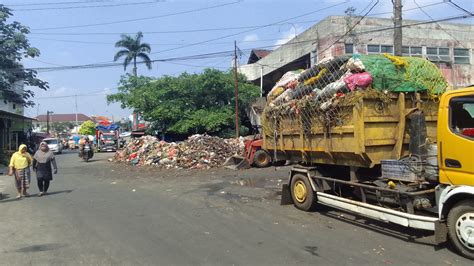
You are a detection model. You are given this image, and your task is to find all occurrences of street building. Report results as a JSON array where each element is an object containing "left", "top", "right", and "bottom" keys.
[
  {"left": 34, "top": 113, "right": 91, "bottom": 129},
  {"left": 0, "top": 81, "right": 34, "bottom": 162},
  {"left": 240, "top": 15, "right": 474, "bottom": 94}
]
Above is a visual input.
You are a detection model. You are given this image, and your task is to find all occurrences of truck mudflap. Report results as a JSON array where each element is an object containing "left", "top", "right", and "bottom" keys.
[{"left": 316, "top": 192, "right": 438, "bottom": 231}]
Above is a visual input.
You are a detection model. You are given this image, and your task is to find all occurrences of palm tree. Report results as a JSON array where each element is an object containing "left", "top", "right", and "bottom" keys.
[{"left": 114, "top": 31, "right": 152, "bottom": 76}]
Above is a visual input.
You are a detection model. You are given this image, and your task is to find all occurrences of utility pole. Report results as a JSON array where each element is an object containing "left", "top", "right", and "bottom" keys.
[
  {"left": 46, "top": 111, "right": 53, "bottom": 135},
  {"left": 393, "top": 0, "right": 403, "bottom": 56},
  {"left": 233, "top": 40, "right": 239, "bottom": 138},
  {"left": 75, "top": 94, "right": 78, "bottom": 127}
]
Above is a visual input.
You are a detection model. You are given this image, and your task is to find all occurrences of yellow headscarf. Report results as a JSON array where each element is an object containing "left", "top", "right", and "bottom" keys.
[{"left": 9, "top": 144, "right": 32, "bottom": 170}]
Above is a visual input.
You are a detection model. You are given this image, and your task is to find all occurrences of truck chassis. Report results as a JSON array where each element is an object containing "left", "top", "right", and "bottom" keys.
[{"left": 282, "top": 166, "right": 474, "bottom": 259}]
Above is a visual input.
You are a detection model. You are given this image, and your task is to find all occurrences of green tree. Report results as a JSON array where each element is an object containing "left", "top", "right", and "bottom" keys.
[
  {"left": 107, "top": 69, "right": 260, "bottom": 138},
  {"left": 113, "top": 31, "right": 152, "bottom": 76},
  {"left": 51, "top": 122, "right": 74, "bottom": 134},
  {"left": 0, "top": 5, "right": 48, "bottom": 107},
  {"left": 78, "top": 120, "right": 96, "bottom": 136}
]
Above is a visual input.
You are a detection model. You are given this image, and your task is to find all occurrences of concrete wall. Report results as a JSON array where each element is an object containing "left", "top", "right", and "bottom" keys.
[
  {"left": 240, "top": 16, "right": 474, "bottom": 93},
  {"left": 0, "top": 81, "right": 25, "bottom": 115}
]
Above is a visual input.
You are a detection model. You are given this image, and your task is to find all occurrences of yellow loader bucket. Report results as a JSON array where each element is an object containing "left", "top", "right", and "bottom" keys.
[{"left": 223, "top": 155, "right": 251, "bottom": 170}]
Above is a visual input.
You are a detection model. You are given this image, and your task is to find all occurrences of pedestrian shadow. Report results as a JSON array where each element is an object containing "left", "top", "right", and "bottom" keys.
[
  {"left": 0, "top": 193, "right": 19, "bottom": 203},
  {"left": 46, "top": 189, "right": 74, "bottom": 196}
]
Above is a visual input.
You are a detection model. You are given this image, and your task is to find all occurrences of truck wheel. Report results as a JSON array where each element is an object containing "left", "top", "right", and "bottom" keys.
[
  {"left": 253, "top": 150, "right": 271, "bottom": 168},
  {"left": 447, "top": 200, "right": 474, "bottom": 260},
  {"left": 290, "top": 174, "right": 317, "bottom": 211}
]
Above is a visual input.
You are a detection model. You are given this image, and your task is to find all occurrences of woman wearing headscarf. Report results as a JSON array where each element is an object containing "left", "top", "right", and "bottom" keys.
[
  {"left": 8, "top": 144, "right": 33, "bottom": 199},
  {"left": 33, "top": 142, "right": 58, "bottom": 197}
]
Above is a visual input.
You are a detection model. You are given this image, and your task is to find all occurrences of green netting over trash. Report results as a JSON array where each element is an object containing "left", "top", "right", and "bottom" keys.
[
  {"left": 261, "top": 54, "right": 448, "bottom": 134},
  {"left": 359, "top": 54, "right": 447, "bottom": 94}
]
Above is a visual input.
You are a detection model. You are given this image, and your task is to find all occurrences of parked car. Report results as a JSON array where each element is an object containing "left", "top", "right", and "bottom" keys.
[{"left": 43, "top": 138, "right": 63, "bottom": 154}]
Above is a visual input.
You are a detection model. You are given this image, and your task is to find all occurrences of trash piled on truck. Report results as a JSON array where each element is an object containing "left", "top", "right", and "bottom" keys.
[
  {"left": 263, "top": 54, "right": 447, "bottom": 131},
  {"left": 113, "top": 134, "right": 244, "bottom": 169}
]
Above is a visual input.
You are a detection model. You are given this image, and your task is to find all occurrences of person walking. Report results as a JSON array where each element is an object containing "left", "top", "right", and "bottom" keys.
[
  {"left": 8, "top": 144, "right": 33, "bottom": 199},
  {"left": 33, "top": 142, "right": 58, "bottom": 197}
]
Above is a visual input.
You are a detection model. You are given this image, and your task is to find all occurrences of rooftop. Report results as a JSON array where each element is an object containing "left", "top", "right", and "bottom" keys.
[{"left": 35, "top": 113, "right": 91, "bottom": 123}]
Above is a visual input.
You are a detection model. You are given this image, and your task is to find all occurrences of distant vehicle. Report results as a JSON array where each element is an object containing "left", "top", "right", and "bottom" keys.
[
  {"left": 43, "top": 138, "right": 63, "bottom": 154},
  {"left": 79, "top": 142, "right": 93, "bottom": 162},
  {"left": 96, "top": 122, "right": 119, "bottom": 152},
  {"left": 119, "top": 131, "right": 131, "bottom": 138},
  {"left": 98, "top": 133, "right": 118, "bottom": 152},
  {"left": 131, "top": 112, "right": 148, "bottom": 137},
  {"left": 68, "top": 136, "right": 79, "bottom": 149}
]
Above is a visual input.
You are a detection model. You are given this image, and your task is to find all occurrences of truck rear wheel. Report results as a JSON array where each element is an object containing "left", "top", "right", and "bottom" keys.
[
  {"left": 447, "top": 200, "right": 474, "bottom": 260},
  {"left": 290, "top": 174, "right": 317, "bottom": 211},
  {"left": 253, "top": 150, "right": 271, "bottom": 168}
]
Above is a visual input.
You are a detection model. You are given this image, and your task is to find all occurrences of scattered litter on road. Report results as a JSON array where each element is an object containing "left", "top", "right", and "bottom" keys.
[
  {"left": 113, "top": 134, "right": 244, "bottom": 169},
  {"left": 132, "top": 189, "right": 136, "bottom": 192},
  {"left": 110, "top": 181, "right": 116, "bottom": 185}
]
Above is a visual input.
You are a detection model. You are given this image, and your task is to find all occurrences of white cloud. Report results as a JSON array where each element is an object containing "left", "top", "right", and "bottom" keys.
[
  {"left": 273, "top": 24, "right": 304, "bottom": 47},
  {"left": 243, "top": 34, "right": 259, "bottom": 42}
]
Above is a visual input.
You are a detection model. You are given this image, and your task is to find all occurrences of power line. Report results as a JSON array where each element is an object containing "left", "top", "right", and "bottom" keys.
[
  {"left": 31, "top": 1, "right": 241, "bottom": 31},
  {"left": 28, "top": 36, "right": 289, "bottom": 46},
  {"left": 413, "top": 0, "right": 468, "bottom": 49},
  {"left": 20, "top": 14, "right": 474, "bottom": 73},
  {"left": 5, "top": 0, "right": 111, "bottom": 7},
  {"left": 447, "top": 0, "right": 474, "bottom": 16},
  {"left": 369, "top": 0, "right": 445, "bottom": 16},
  {"left": 34, "top": 88, "right": 118, "bottom": 100},
  {"left": 27, "top": 1, "right": 447, "bottom": 36},
  {"left": 29, "top": 21, "right": 317, "bottom": 36},
  {"left": 12, "top": 1, "right": 162, "bottom": 11},
  {"left": 149, "top": 0, "right": 350, "bottom": 55}
]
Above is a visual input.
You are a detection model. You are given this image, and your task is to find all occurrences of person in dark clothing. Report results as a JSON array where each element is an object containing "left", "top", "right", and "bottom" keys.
[{"left": 33, "top": 142, "right": 58, "bottom": 196}]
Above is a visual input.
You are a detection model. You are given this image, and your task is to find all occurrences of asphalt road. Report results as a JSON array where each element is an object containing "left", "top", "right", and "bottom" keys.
[{"left": 0, "top": 150, "right": 472, "bottom": 265}]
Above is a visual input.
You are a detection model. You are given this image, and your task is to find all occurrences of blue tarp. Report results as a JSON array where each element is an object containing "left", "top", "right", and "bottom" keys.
[{"left": 96, "top": 123, "right": 120, "bottom": 132}]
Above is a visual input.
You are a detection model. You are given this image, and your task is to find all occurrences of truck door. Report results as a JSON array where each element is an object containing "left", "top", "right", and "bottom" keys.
[{"left": 439, "top": 93, "right": 474, "bottom": 186}]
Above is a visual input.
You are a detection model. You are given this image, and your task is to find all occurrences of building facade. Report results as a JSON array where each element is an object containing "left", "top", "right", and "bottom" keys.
[
  {"left": 0, "top": 81, "right": 34, "bottom": 162},
  {"left": 240, "top": 16, "right": 473, "bottom": 94},
  {"left": 35, "top": 113, "right": 91, "bottom": 127}
]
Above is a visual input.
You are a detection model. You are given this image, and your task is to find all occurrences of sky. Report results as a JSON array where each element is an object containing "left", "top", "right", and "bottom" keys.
[{"left": 2, "top": 0, "right": 473, "bottom": 120}]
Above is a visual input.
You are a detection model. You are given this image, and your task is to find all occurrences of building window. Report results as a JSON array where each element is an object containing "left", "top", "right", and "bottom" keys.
[
  {"left": 367, "top": 44, "right": 393, "bottom": 55},
  {"left": 454, "top": 48, "right": 470, "bottom": 64},
  {"left": 402, "top": 46, "right": 422, "bottom": 57},
  {"left": 427, "top": 47, "right": 451, "bottom": 62},
  {"left": 381, "top": 45, "right": 393, "bottom": 54},
  {"left": 367, "top": 45, "right": 380, "bottom": 54},
  {"left": 345, "top": 43, "right": 354, "bottom": 54},
  {"left": 12, "top": 104, "right": 16, "bottom": 110}
]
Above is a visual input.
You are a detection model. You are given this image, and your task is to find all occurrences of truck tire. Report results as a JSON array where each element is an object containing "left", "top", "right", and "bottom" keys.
[
  {"left": 290, "top": 174, "right": 317, "bottom": 211},
  {"left": 447, "top": 199, "right": 474, "bottom": 260},
  {"left": 253, "top": 150, "right": 271, "bottom": 168}
]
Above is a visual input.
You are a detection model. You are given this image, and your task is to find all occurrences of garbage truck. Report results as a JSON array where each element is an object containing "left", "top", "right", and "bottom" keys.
[
  {"left": 261, "top": 54, "right": 474, "bottom": 259},
  {"left": 95, "top": 122, "right": 120, "bottom": 152}
]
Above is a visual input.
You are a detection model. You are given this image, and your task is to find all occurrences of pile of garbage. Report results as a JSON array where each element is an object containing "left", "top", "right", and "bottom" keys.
[
  {"left": 113, "top": 134, "right": 244, "bottom": 169},
  {"left": 263, "top": 54, "right": 447, "bottom": 127},
  {"left": 265, "top": 54, "right": 447, "bottom": 116}
]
